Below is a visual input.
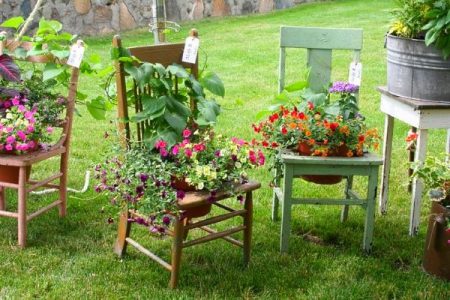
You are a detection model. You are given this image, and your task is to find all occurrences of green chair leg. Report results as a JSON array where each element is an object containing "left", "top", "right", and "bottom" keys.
[
  {"left": 363, "top": 168, "right": 378, "bottom": 252},
  {"left": 341, "top": 176, "right": 354, "bottom": 222},
  {"left": 271, "top": 167, "right": 281, "bottom": 221},
  {"left": 280, "top": 166, "right": 293, "bottom": 253}
]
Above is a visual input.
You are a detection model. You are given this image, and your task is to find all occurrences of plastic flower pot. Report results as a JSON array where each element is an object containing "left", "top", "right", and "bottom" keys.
[
  {"left": 296, "top": 141, "right": 356, "bottom": 185},
  {"left": 423, "top": 200, "right": 450, "bottom": 281}
]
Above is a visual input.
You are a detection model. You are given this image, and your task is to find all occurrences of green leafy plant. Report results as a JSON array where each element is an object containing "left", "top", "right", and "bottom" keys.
[
  {"left": 389, "top": 0, "right": 450, "bottom": 58},
  {"left": 412, "top": 155, "right": 450, "bottom": 202},
  {"left": 109, "top": 47, "right": 225, "bottom": 147}
]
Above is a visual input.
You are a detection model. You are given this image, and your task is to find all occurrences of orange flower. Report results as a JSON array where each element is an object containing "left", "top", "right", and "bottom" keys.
[
  {"left": 339, "top": 125, "right": 350, "bottom": 135},
  {"left": 346, "top": 150, "right": 354, "bottom": 157},
  {"left": 308, "top": 138, "right": 315, "bottom": 145},
  {"left": 289, "top": 122, "right": 297, "bottom": 129},
  {"left": 305, "top": 130, "right": 312, "bottom": 137}
]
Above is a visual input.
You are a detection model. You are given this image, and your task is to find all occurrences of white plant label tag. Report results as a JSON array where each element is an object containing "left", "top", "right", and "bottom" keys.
[
  {"left": 67, "top": 41, "right": 85, "bottom": 68},
  {"left": 348, "top": 62, "right": 362, "bottom": 86},
  {"left": 182, "top": 36, "right": 200, "bottom": 64}
]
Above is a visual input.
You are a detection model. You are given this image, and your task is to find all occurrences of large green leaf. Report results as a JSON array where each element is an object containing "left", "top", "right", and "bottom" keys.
[
  {"left": 86, "top": 96, "right": 108, "bottom": 120},
  {"left": 167, "top": 64, "right": 189, "bottom": 78},
  {"left": 164, "top": 111, "right": 187, "bottom": 134},
  {"left": 284, "top": 80, "right": 308, "bottom": 92},
  {"left": 197, "top": 98, "right": 221, "bottom": 123},
  {"left": 163, "top": 95, "right": 191, "bottom": 117},
  {"left": 43, "top": 63, "right": 64, "bottom": 81},
  {"left": 143, "top": 95, "right": 167, "bottom": 116},
  {"left": 0, "top": 17, "right": 24, "bottom": 29},
  {"left": 200, "top": 71, "right": 225, "bottom": 97}
]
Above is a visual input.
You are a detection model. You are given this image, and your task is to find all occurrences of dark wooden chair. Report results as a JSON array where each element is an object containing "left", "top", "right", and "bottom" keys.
[
  {"left": 112, "top": 34, "right": 260, "bottom": 288},
  {"left": 0, "top": 39, "right": 80, "bottom": 248}
]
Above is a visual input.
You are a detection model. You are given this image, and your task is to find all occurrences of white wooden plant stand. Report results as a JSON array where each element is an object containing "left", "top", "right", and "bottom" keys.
[{"left": 378, "top": 87, "right": 450, "bottom": 236}]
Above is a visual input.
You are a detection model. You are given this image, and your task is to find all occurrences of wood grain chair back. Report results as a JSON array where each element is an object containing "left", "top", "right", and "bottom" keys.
[
  {"left": 279, "top": 26, "right": 363, "bottom": 95},
  {"left": 112, "top": 36, "right": 198, "bottom": 148}
]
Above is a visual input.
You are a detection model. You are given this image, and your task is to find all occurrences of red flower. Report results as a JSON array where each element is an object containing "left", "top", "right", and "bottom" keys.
[
  {"left": 281, "top": 126, "right": 288, "bottom": 135},
  {"left": 269, "top": 113, "right": 279, "bottom": 123},
  {"left": 298, "top": 112, "right": 306, "bottom": 120},
  {"left": 155, "top": 140, "right": 167, "bottom": 150},
  {"left": 330, "top": 122, "right": 339, "bottom": 131},
  {"left": 262, "top": 140, "right": 269, "bottom": 148},
  {"left": 358, "top": 135, "right": 365, "bottom": 142},
  {"left": 307, "top": 101, "right": 314, "bottom": 110},
  {"left": 271, "top": 142, "right": 279, "bottom": 148}
]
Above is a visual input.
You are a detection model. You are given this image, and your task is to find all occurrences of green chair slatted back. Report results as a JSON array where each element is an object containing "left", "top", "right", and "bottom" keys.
[{"left": 279, "top": 26, "right": 363, "bottom": 93}]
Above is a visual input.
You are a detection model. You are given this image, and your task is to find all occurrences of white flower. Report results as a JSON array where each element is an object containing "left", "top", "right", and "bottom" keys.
[
  {"left": 203, "top": 166, "right": 211, "bottom": 176},
  {"left": 235, "top": 162, "right": 242, "bottom": 169},
  {"left": 196, "top": 166, "right": 203, "bottom": 176},
  {"left": 197, "top": 182, "right": 204, "bottom": 190},
  {"left": 185, "top": 177, "right": 192, "bottom": 183},
  {"left": 210, "top": 171, "right": 217, "bottom": 179}
]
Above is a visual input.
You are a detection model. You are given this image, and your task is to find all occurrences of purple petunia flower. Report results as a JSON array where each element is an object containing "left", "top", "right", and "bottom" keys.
[
  {"left": 329, "top": 81, "right": 359, "bottom": 94},
  {"left": 176, "top": 189, "right": 186, "bottom": 199}
]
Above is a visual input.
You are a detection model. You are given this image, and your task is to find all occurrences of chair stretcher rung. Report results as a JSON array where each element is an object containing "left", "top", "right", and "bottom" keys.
[
  {"left": 291, "top": 198, "right": 365, "bottom": 205},
  {"left": 199, "top": 226, "right": 243, "bottom": 247},
  {"left": 183, "top": 225, "right": 246, "bottom": 248},
  {"left": 27, "top": 172, "right": 62, "bottom": 193},
  {"left": 0, "top": 210, "right": 18, "bottom": 218},
  {"left": 27, "top": 200, "right": 62, "bottom": 221},
  {"left": 186, "top": 209, "right": 246, "bottom": 230},
  {"left": 125, "top": 237, "right": 172, "bottom": 271},
  {"left": 213, "top": 202, "right": 235, "bottom": 212}
]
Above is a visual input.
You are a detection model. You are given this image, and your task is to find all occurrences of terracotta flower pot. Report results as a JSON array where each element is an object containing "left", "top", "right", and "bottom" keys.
[
  {"left": 296, "top": 141, "right": 354, "bottom": 185},
  {"left": 171, "top": 176, "right": 213, "bottom": 219},
  {"left": 423, "top": 200, "right": 450, "bottom": 281},
  {"left": 0, "top": 165, "right": 31, "bottom": 184}
]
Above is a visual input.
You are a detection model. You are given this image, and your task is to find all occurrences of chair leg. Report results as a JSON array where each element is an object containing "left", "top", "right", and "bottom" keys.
[
  {"left": 280, "top": 166, "right": 293, "bottom": 254},
  {"left": 114, "top": 210, "right": 131, "bottom": 257},
  {"left": 271, "top": 167, "right": 281, "bottom": 221},
  {"left": 363, "top": 168, "right": 378, "bottom": 253},
  {"left": 243, "top": 191, "right": 253, "bottom": 266},
  {"left": 341, "top": 176, "right": 353, "bottom": 222},
  {"left": 0, "top": 186, "right": 5, "bottom": 211},
  {"left": 170, "top": 217, "right": 185, "bottom": 289},
  {"left": 59, "top": 153, "right": 69, "bottom": 217},
  {"left": 18, "top": 167, "right": 28, "bottom": 248}
]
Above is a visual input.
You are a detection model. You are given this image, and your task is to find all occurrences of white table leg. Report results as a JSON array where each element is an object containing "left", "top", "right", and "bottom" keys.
[
  {"left": 379, "top": 114, "right": 394, "bottom": 215},
  {"left": 410, "top": 129, "right": 428, "bottom": 236}
]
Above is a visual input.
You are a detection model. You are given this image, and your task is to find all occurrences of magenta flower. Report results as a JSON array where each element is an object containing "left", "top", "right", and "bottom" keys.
[
  {"left": 12, "top": 98, "right": 20, "bottom": 106},
  {"left": 3, "top": 101, "right": 11, "bottom": 108},
  {"left": 6, "top": 135, "right": 15, "bottom": 144},
  {"left": 17, "top": 130, "right": 27, "bottom": 141},
  {"left": 46, "top": 126, "right": 54, "bottom": 134},
  {"left": 172, "top": 145, "right": 179, "bottom": 155},
  {"left": 26, "top": 125, "right": 35, "bottom": 133},
  {"left": 193, "top": 143, "right": 206, "bottom": 152},
  {"left": 182, "top": 128, "right": 192, "bottom": 138},
  {"left": 5, "top": 144, "right": 13, "bottom": 151},
  {"left": 185, "top": 148, "right": 193, "bottom": 158},
  {"left": 24, "top": 111, "right": 34, "bottom": 120},
  {"left": 18, "top": 105, "right": 26, "bottom": 112},
  {"left": 154, "top": 140, "right": 167, "bottom": 150}
]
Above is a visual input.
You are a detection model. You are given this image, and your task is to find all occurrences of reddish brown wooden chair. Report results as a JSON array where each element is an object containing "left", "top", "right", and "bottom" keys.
[
  {"left": 112, "top": 34, "right": 260, "bottom": 288},
  {"left": 0, "top": 40, "right": 80, "bottom": 248}
]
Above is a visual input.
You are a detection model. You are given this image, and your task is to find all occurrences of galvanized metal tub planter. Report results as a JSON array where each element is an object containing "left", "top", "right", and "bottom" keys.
[{"left": 386, "top": 34, "right": 450, "bottom": 102}]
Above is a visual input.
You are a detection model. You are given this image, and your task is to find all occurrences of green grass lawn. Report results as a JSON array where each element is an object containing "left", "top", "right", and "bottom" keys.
[{"left": 1, "top": 0, "right": 449, "bottom": 298}]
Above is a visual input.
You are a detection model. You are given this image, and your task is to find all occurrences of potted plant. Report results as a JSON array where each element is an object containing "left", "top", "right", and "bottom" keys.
[
  {"left": 412, "top": 155, "right": 450, "bottom": 281},
  {"left": 0, "top": 27, "right": 70, "bottom": 183},
  {"left": 94, "top": 127, "right": 264, "bottom": 233},
  {"left": 253, "top": 81, "right": 380, "bottom": 184},
  {"left": 386, "top": 0, "right": 450, "bottom": 101}
]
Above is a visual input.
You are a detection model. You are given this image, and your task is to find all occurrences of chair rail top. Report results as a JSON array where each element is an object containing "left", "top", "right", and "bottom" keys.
[{"left": 280, "top": 26, "right": 363, "bottom": 50}]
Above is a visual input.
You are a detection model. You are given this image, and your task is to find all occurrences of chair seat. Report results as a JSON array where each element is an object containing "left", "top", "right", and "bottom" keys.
[
  {"left": 177, "top": 180, "right": 261, "bottom": 210},
  {"left": 0, "top": 146, "right": 66, "bottom": 167}
]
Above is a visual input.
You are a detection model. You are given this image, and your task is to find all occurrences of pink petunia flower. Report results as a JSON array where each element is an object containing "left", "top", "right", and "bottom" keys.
[
  {"left": 154, "top": 140, "right": 167, "bottom": 150},
  {"left": 46, "top": 126, "right": 54, "bottom": 134},
  {"left": 5, "top": 144, "right": 13, "bottom": 151},
  {"left": 182, "top": 128, "right": 192, "bottom": 138},
  {"left": 172, "top": 145, "right": 179, "bottom": 155},
  {"left": 6, "top": 135, "right": 15, "bottom": 144},
  {"left": 17, "top": 130, "right": 27, "bottom": 141}
]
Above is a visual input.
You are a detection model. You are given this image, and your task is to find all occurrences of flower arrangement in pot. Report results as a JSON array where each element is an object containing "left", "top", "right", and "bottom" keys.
[
  {"left": 412, "top": 155, "right": 450, "bottom": 281},
  {"left": 95, "top": 127, "right": 264, "bottom": 233},
  {"left": 253, "top": 81, "right": 380, "bottom": 184},
  {"left": 386, "top": 0, "right": 450, "bottom": 101}
]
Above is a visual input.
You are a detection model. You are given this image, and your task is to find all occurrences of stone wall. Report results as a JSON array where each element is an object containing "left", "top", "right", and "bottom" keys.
[{"left": 0, "top": 0, "right": 320, "bottom": 36}]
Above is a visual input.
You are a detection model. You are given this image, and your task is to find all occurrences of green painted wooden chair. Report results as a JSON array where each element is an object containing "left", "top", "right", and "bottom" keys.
[{"left": 271, "top": 26, "right": 383, "bottom": 253}]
